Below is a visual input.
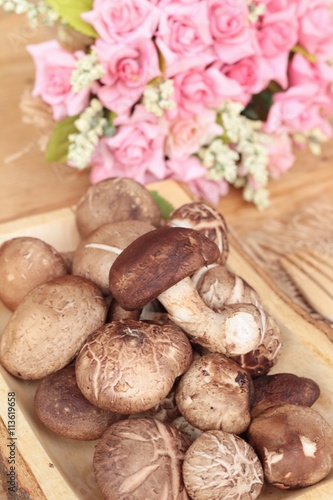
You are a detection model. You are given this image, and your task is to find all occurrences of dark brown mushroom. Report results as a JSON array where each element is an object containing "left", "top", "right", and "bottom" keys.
[
  {"left": 251, "top": 372, "right": 320, "bottom": 417},
  {"left": 34, "top": 364, "right": 124, "bottom": 440},
  {"left": 109, "top": 226, "right": 262, "bottom": 357},
  {"left": 247, "top": 404, "right": 333, "bottom": 489},
  {"left": 168, "top": 202, "right": 229, "bottom": 264}
]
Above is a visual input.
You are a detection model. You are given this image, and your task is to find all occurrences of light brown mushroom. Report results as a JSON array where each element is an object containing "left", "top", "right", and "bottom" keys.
[
  {"left": 93, "top": 417, "right": 190, "bottom": 499},
  {"left": 175, "top": 353, "right": 253, "bottom": 434},
  {"left": 72, "top": 220, "right": 155, "bottom": 293},
  {"left": 247, "top": 404, "right": 333, "bottom": 489},
  {"left": 168, "top": 202, "right": 229, "bottom": 264},
  {"left": 0, "top": 275, "right": 107, "bottom": 379},
  {"left": 75, "top": 177, "right": 161, "bottom": 237},
  {"left": 0, "top": 236, "right": 67, "bottom": 311},
  {"left": 34, "top": 364, "right": 125, "bottom": 440},
  {"left": 75, "top": 319, "right": 193, "bottom": 414},
  {"left": 182, "top": 430, "right": 264, "bottom": 500},
  {"left": 109, "top": 227, "right": 262, "bottom": 357},
  {"left": 195, "top": 265, "right": 283, "bottom": 376}
]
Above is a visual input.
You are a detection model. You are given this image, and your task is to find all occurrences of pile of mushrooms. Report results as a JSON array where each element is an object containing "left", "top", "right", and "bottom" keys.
[{"left": 0, "top": 176, "right": 332, "bottom": 500}]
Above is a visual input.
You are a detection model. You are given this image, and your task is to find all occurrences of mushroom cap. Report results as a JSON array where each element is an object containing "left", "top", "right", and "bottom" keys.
[
  {"left": 247, "top": 404, "right": 333, "bottom": 489},
  {"left": 0, "top": 275, "right": 107, "bottom": 380},
  {"left": 168, "top": 202, "right": 229, "bottom": 265},
  {"left": 175, "top": 353, "right": 253, "bottom": 434},
  {"left": 75, "top": 319, "right": 193, "bottom": 414},
  {"left": 182, "top": 430, "right": 264, "bottom": 500},
  {"left": 93, "top": 417, "right": 190, "bottom": 500},
  {"left": 0, "top": 236, "right": 67, "bottom": 311},
  {"left": 251, "top": 373, "right": 320, "bottom": 417},
  {"left": 34, "top": 364, "right": 124, "bottom": 440},
  {"left": 72, "top": 220, "right": 155, "bottom": 293},
  {"left": 75, "top": 177, "right": 161, "bottom": 237},
  {"left": 109, "top": 226, "right": 220, "bottom": 310}
]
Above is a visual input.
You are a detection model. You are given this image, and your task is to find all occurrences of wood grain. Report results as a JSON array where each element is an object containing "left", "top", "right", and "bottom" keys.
[{"left": 1, "top": 13, "right": 333, "bottom": 234}]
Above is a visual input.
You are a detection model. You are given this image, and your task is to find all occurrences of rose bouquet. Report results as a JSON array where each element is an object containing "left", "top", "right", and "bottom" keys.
[{"left": 2, "top": 0, "right": 333, "bottom": 208}]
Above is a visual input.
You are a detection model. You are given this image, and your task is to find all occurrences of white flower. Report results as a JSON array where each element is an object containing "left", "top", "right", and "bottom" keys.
[
  {"left": 67, "top": 99, "right": 107, "bottom": 170},
  {"left": 247, "top": 1, "right": 266, "bottom": 23},
  {"left": 199, "top": 139, "right": 239, "bottom": 183},
  {"left": 71, "top": 51, "right": 105, "bottom": 93},
  {"left": 143, "top": 79, "right": 176, "bottom": 117},
  {"left": 243, "top": 185, "right": 270, "bottom": 210}
]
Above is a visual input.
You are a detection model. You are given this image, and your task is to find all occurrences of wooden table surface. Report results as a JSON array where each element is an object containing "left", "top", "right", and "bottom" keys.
[{"left": 1, "top": 12, "right": 333, "bottom": 236}]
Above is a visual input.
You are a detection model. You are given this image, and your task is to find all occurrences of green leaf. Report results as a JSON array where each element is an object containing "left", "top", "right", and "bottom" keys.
[
  {"left": 45, "top": 0, "right": 98, "bottom": 38},
  {"left": 45, "top": 115, "right": 78, "bottom": 163},
  {"left": 241, "top": 89, "right": 274, "bottom": 122},
  {"left": 149, "top": 191, "right": 175, "bottom": 219}
]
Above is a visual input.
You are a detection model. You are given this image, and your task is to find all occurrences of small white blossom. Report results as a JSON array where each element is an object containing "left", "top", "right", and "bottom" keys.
[
  {"left": 199, "top": 139, "right": 239, "bottom": 183},
  {"left": 143, "top": 79, "right": 176, "bottom": 117},
  {"left": 247, "top": 1, "right": 266, "bottom": 23},
  {"left": 67, "top": 99, "right": 107, "bottom": 170},
  {"left": 243, "top": 185, "right": 270, "bottom": 210},
  {"left": 293, "top": 127, "right": 328, "bottom": 156},
  {"left": 71, "top": 51, "right": 105, "bottom": 93}
]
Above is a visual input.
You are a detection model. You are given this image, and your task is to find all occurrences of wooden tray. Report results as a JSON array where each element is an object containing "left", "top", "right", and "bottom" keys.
[{"left": 0, "top": 180, "right": 333, "bottom": 499}]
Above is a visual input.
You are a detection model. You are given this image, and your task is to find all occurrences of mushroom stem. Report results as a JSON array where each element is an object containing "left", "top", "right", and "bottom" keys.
[{"left": 158, "top": 277, "right": 261, "bottom": 356}]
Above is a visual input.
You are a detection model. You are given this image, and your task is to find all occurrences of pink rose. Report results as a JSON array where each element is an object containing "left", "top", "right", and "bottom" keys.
[
  {"left": 166, "top": 110, "right": 222, "bottom": 159},
  {"left": 94, "top": 38, "right": 160, "bottom": 114},
  {"left": 27, "top": 40, "right": 90, "bottom": 121},
  {"left": 207, "top": 0, "right": 258, "bottom": 63},
  {"left": 218, "top": 56, "right": 271, "bottom": 106},
  {"left": 82, "top": 0, "right": 160, "bottom": 43},
  {"left": 155, "top": 2, "right": 215, "bottom": 77},
  {"left": 254, "top": 5, "right": 298, "bottom": 88},
  {"left": 172, "top": 67, "right": 243, "bottom": 119},
  {"left": 267, "top": 133, "right": 295, "bottom": 178},
  {"left": 297, "top": 0, "right": 333, "bottom": 55},
  {"left": 289, "top": 54, "right": 333, "bottom": 88},
  {"left": 265, "top": 84, "right": 332, "bottom": 137},
  {"left": 90, "top": 105, "right": 166, "bottom": 184},
  {"left": 166, "top": 157, "right": 229, "bottom": 205}
]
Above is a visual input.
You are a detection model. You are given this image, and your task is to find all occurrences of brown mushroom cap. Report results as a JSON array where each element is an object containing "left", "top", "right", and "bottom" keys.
[
  {"left": 182, "top": 430, "right": 264, "bottom": 500},
  {"left": 168, "top": 202, "right": 229, "bottom": 264},
  {"left": 34, "top": 364, "right": 124, "bottom": 440},
  {"left": 75, "top": 177, "right": 161, "bottom": 237},
  {"left": 0, "top": 237, "right": 67, "bottom": 311},
  {"left": 175, "top": 353, "right": 253, "bottom": 434},
  {"left": 93, "top": 417, "right": 190, "bottom": 499},
  {"left": 109, "top": 226, "right": 220, "bottom": 310},
  {"left": 251, "top": 373, "right": 320, "bottom": 417},
  {"left": 247, "top": 404, "right": 333, "bottom": 489},
  {"left": 75, "top": 319, "right": 193, "bottom": 414},
  {"left": 72, "top": 220, "right": 155, "bottom": 293},
  {"left": 0, "top": 275, "right": 107, "bottom": 380}
]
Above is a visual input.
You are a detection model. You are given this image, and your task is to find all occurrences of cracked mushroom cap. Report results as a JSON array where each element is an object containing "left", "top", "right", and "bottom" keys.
[
  {"left": 182, "top": 430, "right": 264, "bottom": 500},
  {"left": 168, "top": 202, "right": 229, "bottom": 265},
  {"left": 75, "top": 177, "right": 161, "bottom": 237},
  {"left": 247, "top": 404, "right": 333, "bottom": 489},
  {"left": 72, "top": 220, "right": 155, "bottom": 293},
  {"left": 109, "top": 226, "right": 220, "bottom": 310},
  {"left": 34, "top": 364, "right": 124, "bottom": 440},
  {"left": 75, "top": 319, "right": 193, "bottom": 414},
  {"left": 93, "top": 417, "right": 190, "bottom": 500},
  {"left": 175, "top": 353, "right": 253, "bottom": 434}
]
